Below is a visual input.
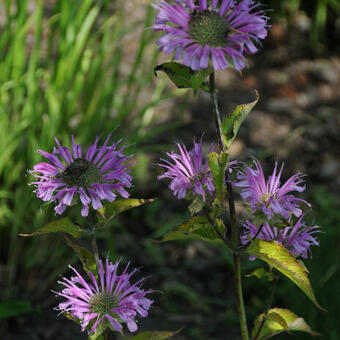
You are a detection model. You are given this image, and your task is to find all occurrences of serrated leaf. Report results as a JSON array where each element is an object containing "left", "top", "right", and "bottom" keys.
[
  {"left": 64, "top": 236, "right": 96, "bottom": 273},
  {"left": 126, "top": 329, "right": 181, "bottom": 340},
  {"left": 0, "top": 301, "right": 34, "bottom": 318},
  {"left": 208, "top": 151, "right": 228, "bottom": 204},
  {"left": 97, "top": 198, "right": 155, "bottom": 224},
  {"left": 252, "top": 308, "right": 321, "bottom": 340},
  {"left": 246, "top": 239, "right": 324, "bottom": 310},
  {"left": 19, "top": 217, "right": 84, "bottom": 238},
  {"left": 154, "top": 61, "right": 209, "bottom": 94},
  {"left": 245, "top": 267, "right": 275, "bottom": 281},
  {"left": 221, "top": 91, "right": 259, "bottom": 149},
  {"left": 159, "top": 216, "right": 225, "bottom": 244}
]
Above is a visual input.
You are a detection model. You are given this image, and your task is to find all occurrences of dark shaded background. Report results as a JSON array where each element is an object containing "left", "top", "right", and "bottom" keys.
[{"left": 1, "top": 0, "right": 339, "bottom": 339}]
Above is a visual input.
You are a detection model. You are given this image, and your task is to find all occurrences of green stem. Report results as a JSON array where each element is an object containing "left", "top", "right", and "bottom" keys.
[
  {"left": 209, "top": 72, "right": 226, "bottom": 153},
  {"left": 253, "top": 273, "right": 279, "bottom": 340},
  {"left": 91, "top": 230, "right": 100, "bottom": 271},
  {"left": 209, "top": 71, "right": 249, "bottom": 340}
]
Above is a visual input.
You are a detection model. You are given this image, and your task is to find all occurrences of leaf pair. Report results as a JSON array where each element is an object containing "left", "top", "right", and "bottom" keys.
[{"left": 252, "top": 308, "right": 321, "bottom": 340}]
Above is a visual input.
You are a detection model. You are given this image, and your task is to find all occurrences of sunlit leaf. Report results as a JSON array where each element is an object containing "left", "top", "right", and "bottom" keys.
[
  {"left": 245, "top": 267, "right": 275, "bottom": 281},
  {"left": 188, "top": 196, "right": 205, "bottom": 216},
  {"left": 246, "top": 239, "right": 324, "bottom": 310},
  {"left": 97, "top": 198, "right": 155, "bottom": 224},
  {"left": 208, "top": 151, "right": 228, "bottom": 204},
  {"left": 252, "top": 308, "right": 321, "bottom": 340},
  {"left": 154, "top": 61, "right": 209, "bottom": 94},
  {"left": 126, "top": 329, "right": 181, "bottom": 340},
  {"left": 221, "top": 91, "right": 259, "bottom": 149},
  {"left": 159, "top": 216, "right": 225, "bottom": 244},
  {"left": 19, "top": 217, "right": 84, "bottom": 238},
  {"left": 64, "top": 236, "right": 96, "bottom": 273},
  {"left": 0, "top": 301, "right": 34, "bottom": 318}
]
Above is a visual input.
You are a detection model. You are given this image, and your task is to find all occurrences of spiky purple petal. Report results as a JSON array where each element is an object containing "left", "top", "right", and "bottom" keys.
[
  {"left": 55, "top": 259, "right": 153, "bottom": 334},
  {"left": 153, "top": 0, "right": 269, "bottom": 71},
  {"left": 235, "top": 160, "right": 311, "bottom": 220},
  {"left": 29, "top": 135, "right": 133, "bottom": 216}
]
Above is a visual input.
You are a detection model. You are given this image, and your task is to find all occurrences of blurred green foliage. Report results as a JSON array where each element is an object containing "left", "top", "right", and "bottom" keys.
[{"left": 265, "top": 0, "right": 340, "bottom": 52}]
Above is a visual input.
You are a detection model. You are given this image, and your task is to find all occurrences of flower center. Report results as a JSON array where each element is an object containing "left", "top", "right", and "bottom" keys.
[
  {"left": 89, "top": 292, "right": 119, "bottom": 314},
  {"left": 260, "top": 193, "right": 272, "bottom": 203},
  {"left": 57, "top": 159, "right": 103, "bottom": 188},
  {"left": 189, "top": 10, "right": 230, "bottom": 47}
]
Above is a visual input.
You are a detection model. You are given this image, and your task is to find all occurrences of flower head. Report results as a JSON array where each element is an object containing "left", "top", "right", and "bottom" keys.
[
  {"left": 158, "top": 139, "right": 215, "bottom": 200},
  {"left": 30, "top": 134, "right": 133, "bottom": 216},
  {"left": 55, "top": 259, "right": 153, "bottom": 334},
  {"left": 153, "top": 0, "right": 268, "bottom": 71},
  {"left": 235, "top": 160, "right": 310, "bottom": 220},
  {"left": 241, "top": 217, "right": 320, "bottom": 259}
]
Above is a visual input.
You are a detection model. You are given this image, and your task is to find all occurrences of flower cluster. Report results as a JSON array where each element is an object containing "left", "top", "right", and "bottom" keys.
[
  {"left": 241, "top": 217, "right": 320, "bottom": 259},
  {"left": 236, "top": 160, "right": 320, "bottom": 258},
  {"left": 235, "top": 160, "right": 310, "bottom": 220},
  {"left": 55, "top": 259, "right": 153, "bottom": 334},
  {"left": 30, "top": 135, "right": 133, "bottom": 216},
  {"left": 153, "top": 0, "right": 268, "bottom": 71},
  {"left": 158, "top": 139, "right": 215, "bottom": 201}
]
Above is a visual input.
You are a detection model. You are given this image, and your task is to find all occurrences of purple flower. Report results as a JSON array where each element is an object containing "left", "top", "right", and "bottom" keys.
[
  {"left": 153, "top": 0, "right": 268, "bottom": 71},
  {"left": 55, "top": 259, "right": 153, "bottom": 334},
  {"left": 29, "top": 135, "right": 133, "bottom": 216},
  {"left": 235, "top": 160, "right": 310, "bottom": 220},
  {"left": 158, "top": 139, "right": 215, "bottom": 200},
  {"left": 241, "top": 217, "right": 320, "bottom": 259}
]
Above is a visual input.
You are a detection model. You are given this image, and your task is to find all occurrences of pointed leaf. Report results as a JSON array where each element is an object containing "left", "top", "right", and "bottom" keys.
[
  {"left": 64, "top": 236, "right": 96, "bottom": 273},
  {"left": 246, "top": 239, "right": 324, "bottom": 310},
  {"left": 221, "top": 91, "right": 259, "bottom": 149},
  {"left": 245, "top": 267, "right": 275, "bottom": 281},
  {"left": 208, "top": 151, "right": 228, "bottom": 204},
  {"left": 97, "top": 198, "right": 155, "bottom": 224},
  {"left": 159, "top": 216, "right": 225, "bottom": 245},
  {"left": 126, "top": 329, "right": 181, "bottom": 340},
  {"left": 154, "top": 61, "right": 209, "bottom": 94},
  {"left": 19, "top": 217, "right": 84, "bottom": 238},
  {"left": 252, "top": 308, "right": 321, "bottom": 340}
]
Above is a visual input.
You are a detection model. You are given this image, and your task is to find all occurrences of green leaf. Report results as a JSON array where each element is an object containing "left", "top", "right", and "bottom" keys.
[
  {"left": 245, "top": 267, "right": 275, "bottom": 281},
  {"left": 221, "top": 91, "right": 259, "bottom": 149},
  {"left": 88, "top": 322, "right": 107, "bottom": 340},
  {"left": 252, "top": 308, "right": 321, "bottom": 340},
  {"left": 246, "top": 239, "right": 324, "bottom": 310},
  {"left": 19, "top": 217, "right": 84, "bottom": 238},
  {"left": 208, "top": 151, "right": 228, "bottom": 204},
  {"left": 126, "top": 329, "right": 181, "bottom": 340},
  {"left": 0, "top": 300, "right": 34, "bottom": 318},
  {"left": 188, "top": 196, "right": 205, "bottom": 216},
  {"left": 64, "top": 236, "right": 96, "bottom": 273},
  {"left": 154, "top": 61, "right": 209, "bottom": 94},
  {"left": 159, "top": 216, "right": 225, "bottom": 244},
  {"left": 97, "top": 198, "right": 155, "bottom": 224}
]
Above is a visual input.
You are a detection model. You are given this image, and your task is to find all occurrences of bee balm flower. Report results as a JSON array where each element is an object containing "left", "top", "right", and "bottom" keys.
[
  {"left": 30, "top": 135, "right": 133, "bottom": 216},
  {"left": 158, "top": 139, "right": 215, "bottom": 201},
  {"left": 55, "top": 259, "right": 153, "bottom": 334},
  {"left": 241, "top": 216, "right": 320, "bottom": 259},
  {"left": 235, "top": 160, "right": 311, "bottom": 220},
  {"left": 153, "top": 0, "right": 268, "bottom": 71}
]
